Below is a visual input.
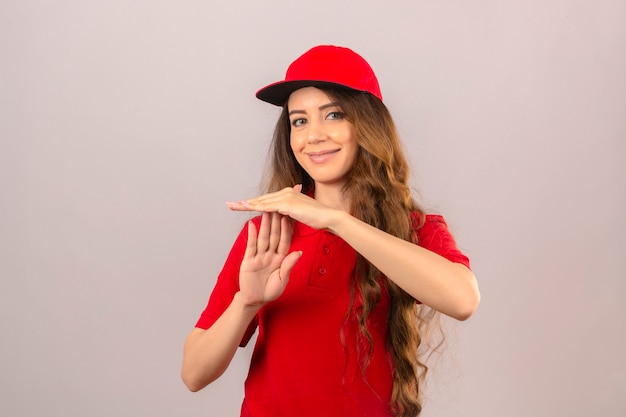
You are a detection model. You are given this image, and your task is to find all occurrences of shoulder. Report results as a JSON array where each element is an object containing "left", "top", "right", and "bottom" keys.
[
  {"left": 410, "top": 211, "right": 471, "bottom": 268},
  {"left": 410, "top": 211, "right": 453, "bottom": 242},
  {"left": 410, "top": 211, "right": 447, "bottom": 232}
]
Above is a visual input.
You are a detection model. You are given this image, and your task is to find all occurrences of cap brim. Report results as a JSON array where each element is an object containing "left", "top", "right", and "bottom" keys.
[{"left": 255, "top": 80, "right": 361, "bottom": 106}]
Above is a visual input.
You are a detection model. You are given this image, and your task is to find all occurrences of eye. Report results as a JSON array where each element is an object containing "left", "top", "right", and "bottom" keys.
[
  {"left": 291, "top": 117, "right": 307, "bottom": 127},
  {"left": 326, "top": 111, "right": 345, "bottom": 120}
]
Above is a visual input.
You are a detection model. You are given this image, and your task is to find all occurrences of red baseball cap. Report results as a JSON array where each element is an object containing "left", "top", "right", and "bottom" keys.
[{"left": 256, "top": 45, "right": 383, "bottom": 106}]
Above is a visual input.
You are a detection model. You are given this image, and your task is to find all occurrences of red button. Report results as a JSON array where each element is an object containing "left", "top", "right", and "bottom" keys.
[
  {"left": 318, "top": 267, "right": 327, "bottom": 275},
  {"left": 322, "top": 246, "right": 330, "bottom": 254}
]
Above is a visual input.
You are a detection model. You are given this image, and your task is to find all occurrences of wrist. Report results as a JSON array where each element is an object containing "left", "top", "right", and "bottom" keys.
[
  {"left": 326, "top": 209, "right": 353, "bottom": 236},
  {"left": 232, "top": 291, "right": 263, "bottom": 315}
]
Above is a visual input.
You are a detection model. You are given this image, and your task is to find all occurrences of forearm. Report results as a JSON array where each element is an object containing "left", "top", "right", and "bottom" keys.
[
  {"left": 181, "top": 293, "right": 259, "bottom": 391},
  {"left": 329, "top": 211, "right": 480, "bottom": 320}
]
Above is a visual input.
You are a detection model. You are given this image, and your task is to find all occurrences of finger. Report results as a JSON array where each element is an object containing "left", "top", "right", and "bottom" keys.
[
  {"left": 243, "top": 221, "right": 258, "bottom": 259},
  {"left": 242, "top": 196, "right": 277, "bottom": 211},
  {"left": 293, "top": 184, "right": 303, "bottom": 193},
  {"left": 226, "top": 197, "right": 277, "bottom": 212},
  {"left": 226, "top": 201, "right": 254, "bottom": 211},
  {"left": 268, "top": 212, "right": 282, "bottom": 252},
  {"left": 276, "top": 215, "right": 293, "bottom": 256},
  {"left": 237, "top": 187, "right": 297, "bottom": 211},
  {"left": 256, "top": 212, "right": 271, "bottom": 252},
  {"left": 266, "top": 251, "right": 301, "bottom": 299},
  {"left": 279, "top": 251, "right": 303, "bottom": 281}
]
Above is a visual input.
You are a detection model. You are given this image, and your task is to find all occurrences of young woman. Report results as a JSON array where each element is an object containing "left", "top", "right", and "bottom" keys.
[{"left": 181, "top": 45, "right": 480, "bottom": 417}]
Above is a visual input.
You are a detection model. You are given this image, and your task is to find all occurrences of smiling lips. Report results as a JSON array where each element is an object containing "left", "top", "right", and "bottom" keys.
[{"left": 306, "top": 149, "right": 340, "bottom": 164}]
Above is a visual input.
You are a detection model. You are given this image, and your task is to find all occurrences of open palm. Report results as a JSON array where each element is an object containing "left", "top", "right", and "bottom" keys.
[{"left": 238, "top": 212, "right": 301, "bottom": 307}]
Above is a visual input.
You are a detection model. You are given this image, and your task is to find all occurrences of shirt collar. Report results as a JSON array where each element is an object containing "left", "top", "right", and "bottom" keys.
[{"left": 294, "top": 220, "right": 321, "bottom": 237}]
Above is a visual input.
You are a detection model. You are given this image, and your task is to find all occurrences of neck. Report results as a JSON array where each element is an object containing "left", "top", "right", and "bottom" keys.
[{"left": 313, "top": 182, "right": 350, "bottom": 212}]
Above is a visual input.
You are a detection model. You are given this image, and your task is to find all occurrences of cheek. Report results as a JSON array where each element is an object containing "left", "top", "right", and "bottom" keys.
[
  {"left": 345, "top": 131, "right": 359, "bottom": 161},
  {"left": 289, "top": 135, "right": 306, "bottom": 165},
  {"left": 347, "top": 145, "right": 359, "bottom": 166}
]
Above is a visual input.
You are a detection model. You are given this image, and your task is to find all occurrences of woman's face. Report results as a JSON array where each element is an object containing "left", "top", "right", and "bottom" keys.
[{"left": 287, "top": 87, "right": 358, "bottom": 188}]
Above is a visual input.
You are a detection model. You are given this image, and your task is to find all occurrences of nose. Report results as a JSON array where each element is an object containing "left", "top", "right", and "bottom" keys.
[{"left": 306, "top": 119, "right": 327, "bottom": 144}]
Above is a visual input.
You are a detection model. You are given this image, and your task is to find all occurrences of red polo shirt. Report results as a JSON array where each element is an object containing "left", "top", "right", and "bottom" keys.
[{"left": 195, "top": 213, "right": 470, "bottom": 417}]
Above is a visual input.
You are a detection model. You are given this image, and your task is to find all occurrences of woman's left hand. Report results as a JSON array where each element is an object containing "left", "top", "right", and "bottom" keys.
[{"left": 227, "top": 185, "right": 340, "bottom": 230}]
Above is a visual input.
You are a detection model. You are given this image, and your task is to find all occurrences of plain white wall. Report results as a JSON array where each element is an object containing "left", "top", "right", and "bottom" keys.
[{"left": 1, "top": 1, "right": 624, "bottom": 416}]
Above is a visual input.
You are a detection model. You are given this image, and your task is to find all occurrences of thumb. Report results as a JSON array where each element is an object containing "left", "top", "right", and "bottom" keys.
[
  {"left": 279, "top": 250, "right": 303, "bottom": 281},
  {"left": 293, "top": 184, "right": 303, "bottom": 193}
]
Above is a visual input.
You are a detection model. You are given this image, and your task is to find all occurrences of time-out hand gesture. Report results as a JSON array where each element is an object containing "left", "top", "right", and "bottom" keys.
[
  {"left": 238, "top": 212, "right": 302, "bottom": 308},
  {"left": 227, "top": 185, "right": 340, "bottom": 231}
]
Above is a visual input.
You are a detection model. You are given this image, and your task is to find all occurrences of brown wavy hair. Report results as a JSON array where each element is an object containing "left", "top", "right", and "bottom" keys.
[{"left": 263, "top": 88, "right": 442, "bottom": 417}]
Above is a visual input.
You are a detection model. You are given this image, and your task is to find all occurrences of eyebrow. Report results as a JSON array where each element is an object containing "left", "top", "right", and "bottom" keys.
[{"left": 288, "top": 102, "right": 341, "bottom": 116}]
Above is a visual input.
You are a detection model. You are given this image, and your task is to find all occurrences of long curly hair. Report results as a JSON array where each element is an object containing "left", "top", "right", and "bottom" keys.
[{"left": 263, "top": 87, "right": 442, "bottom": 417}]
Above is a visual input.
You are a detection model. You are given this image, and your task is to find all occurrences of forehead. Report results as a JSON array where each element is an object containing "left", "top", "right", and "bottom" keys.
[{"left": 287, "top": 87, "right": 334, "bottom": 109}]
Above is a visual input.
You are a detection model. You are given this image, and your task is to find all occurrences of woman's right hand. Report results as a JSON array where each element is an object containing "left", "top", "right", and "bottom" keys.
[
  {"left": 182, "top": 211, "right": 300, "bottom": 391},
  {"left": 237, "top": 212, "right": 302, "bottom": 307}
]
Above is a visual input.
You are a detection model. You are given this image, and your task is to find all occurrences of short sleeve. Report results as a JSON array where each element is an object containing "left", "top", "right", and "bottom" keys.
[
  {"left": 194, "top": 217, "right": 261, "bottom": 347},
  {"left": 412, "top": 213, "right": 471, "bottom": 269}
]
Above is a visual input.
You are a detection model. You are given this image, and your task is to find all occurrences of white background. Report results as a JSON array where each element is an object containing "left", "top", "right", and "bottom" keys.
[{"left": 1, "top": 1, "right": 624, "bottom": 416}]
